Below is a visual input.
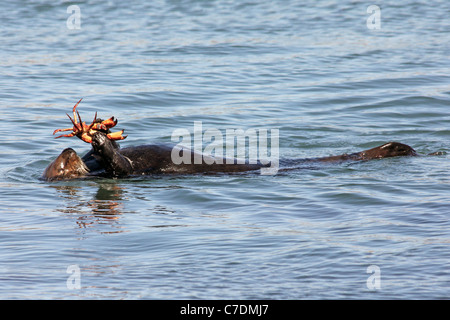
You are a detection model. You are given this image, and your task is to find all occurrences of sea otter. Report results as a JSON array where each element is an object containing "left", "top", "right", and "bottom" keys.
[
  {"left": 41, "top": 131, "right": 419, "bottom": 181},
  {"left": 42, "top": 147, "right": 90, "bottom": 180}
]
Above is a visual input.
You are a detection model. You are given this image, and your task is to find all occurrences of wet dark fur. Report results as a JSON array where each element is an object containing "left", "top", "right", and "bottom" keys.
[{"left": 42, "top": 131, "right": 419, "bottom": 181}]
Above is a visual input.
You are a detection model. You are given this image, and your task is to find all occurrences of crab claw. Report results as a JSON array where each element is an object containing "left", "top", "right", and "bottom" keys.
[
  {"left": 101, "top": 116, "right": 118, "bottom": 129},
  {"left": 107, "top": 130, "right": 127, "bottom": 141}
]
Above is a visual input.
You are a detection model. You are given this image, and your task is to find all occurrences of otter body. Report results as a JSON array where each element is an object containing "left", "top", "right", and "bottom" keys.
[{"left": 42, "top": 132, "right": 418, "bottom": 181}]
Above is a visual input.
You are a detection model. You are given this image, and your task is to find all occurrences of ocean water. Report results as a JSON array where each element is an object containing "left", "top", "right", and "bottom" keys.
[{"left": 0, "top": 0, "right": 449, "bottom": 299}]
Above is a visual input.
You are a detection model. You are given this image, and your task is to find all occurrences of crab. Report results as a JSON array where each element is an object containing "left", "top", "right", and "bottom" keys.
[{"left": 53, "top": 98, "right": 127, "bottom": 144}]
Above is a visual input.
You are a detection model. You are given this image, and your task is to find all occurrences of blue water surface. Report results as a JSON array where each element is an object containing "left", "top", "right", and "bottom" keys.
[{"left": 0, "top": 0, "right": 449, "bottom": 299}]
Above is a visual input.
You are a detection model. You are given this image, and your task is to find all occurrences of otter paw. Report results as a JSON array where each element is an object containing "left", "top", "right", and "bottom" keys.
[{"left": 91, "top": 131, "right": 108, "bottom": 150}]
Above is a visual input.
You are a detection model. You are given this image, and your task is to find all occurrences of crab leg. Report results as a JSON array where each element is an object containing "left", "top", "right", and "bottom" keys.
[
  {"left": 53, "top": 127, "right": 73, "bottom": 135},
  {"left": 54, "top": 133, "right": 75, "bottom": 139},
  {"left": 53, "top": 102, "right": 82, "bottom": 136},
  {"left": 71, "top": 98, "right": 83, "bottom": 123},
  {"left": 67, "top": 113, "right": 82, "bottom": 131}
]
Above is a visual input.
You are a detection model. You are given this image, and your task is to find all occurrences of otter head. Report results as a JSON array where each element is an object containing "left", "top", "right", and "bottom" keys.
[
  {"left": 42, "top": 148, "right": 89, "bottom": 181},
  {"left": 361, "top": 142, "right": 418, "bottom": 160}
]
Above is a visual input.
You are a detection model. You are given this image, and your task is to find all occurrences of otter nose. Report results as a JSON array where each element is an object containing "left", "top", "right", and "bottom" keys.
[{"left": 62, "top": 148, "right": 75, "bottom": 157}]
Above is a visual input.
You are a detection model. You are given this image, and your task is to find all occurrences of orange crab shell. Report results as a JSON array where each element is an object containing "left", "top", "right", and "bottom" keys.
[
  {"left": 53, "top": 99, "right": 127, "bottom": 144},
  {"left": 75, "top": 129, "right": 127, "bottom": 144}
]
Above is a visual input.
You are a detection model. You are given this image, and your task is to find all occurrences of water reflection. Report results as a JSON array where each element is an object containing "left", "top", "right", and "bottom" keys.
[
  {"left": 50, "top": 180, "right": 180, "bottom": 232},
  {"left": 52, "top": 181, "right": 127, "bottom": 232}
]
